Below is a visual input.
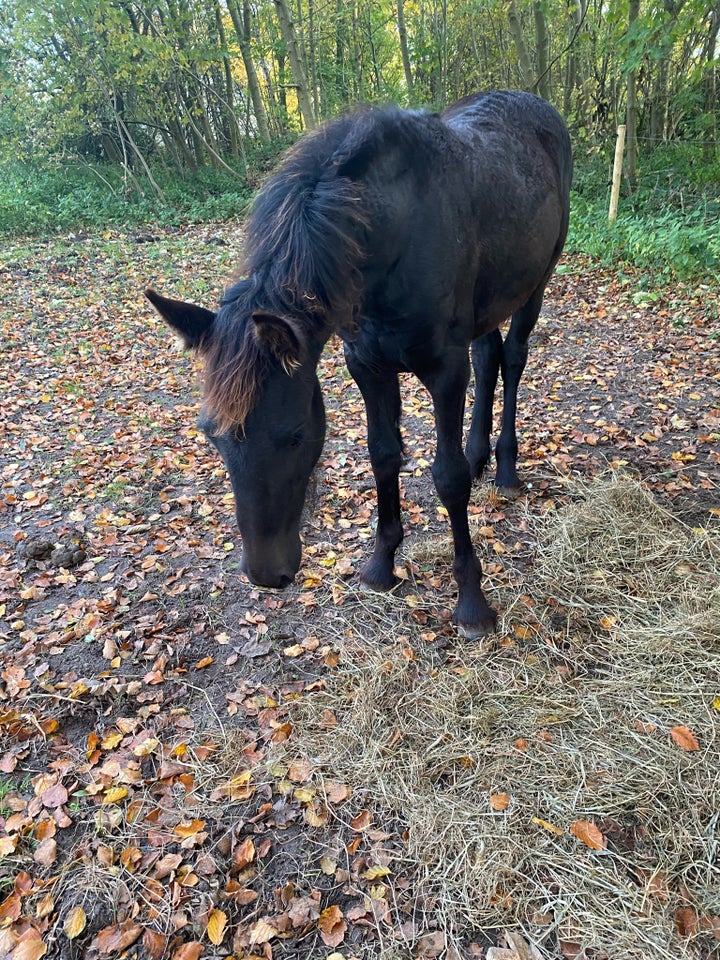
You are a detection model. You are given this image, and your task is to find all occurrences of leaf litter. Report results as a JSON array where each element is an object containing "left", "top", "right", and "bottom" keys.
[{"left": 0, "top": 225, "right": 719, "bottom": 959}]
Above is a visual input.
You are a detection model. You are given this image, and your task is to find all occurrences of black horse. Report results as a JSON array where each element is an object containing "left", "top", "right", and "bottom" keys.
[{"left": 147, "top": 90, "right": 572, "bottom": 637}]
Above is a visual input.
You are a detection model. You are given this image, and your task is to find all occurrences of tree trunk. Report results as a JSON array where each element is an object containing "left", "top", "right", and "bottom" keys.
[
  {"left": 397, "top": 0, "right": 414, "bottom": 98},
  {"left": 508, "top": 1, "right": 534, "bottom": 90},
  {"left": 214, "top": 0, "right": 240, "bottom": 158},
  {"left": 227, "top": 0, "right": 271, "bottom": 143},
  {"left": 533, "top": 1, "right": 550, "bottom": 99},
  {"left": 626, "top": 0, "right": 640, "bottom": 181},
  {"left": 273, "top": 0, "right": 316, "bottom": 128}
]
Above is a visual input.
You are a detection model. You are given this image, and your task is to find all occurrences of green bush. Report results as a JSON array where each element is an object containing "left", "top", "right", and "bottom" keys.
[{"left": 0, "top": 160, "right": 257, "bottom": 235}]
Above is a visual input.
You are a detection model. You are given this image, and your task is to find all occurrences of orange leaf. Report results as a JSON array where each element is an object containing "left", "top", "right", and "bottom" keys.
[
  {"left": 670, "top": 725, "right": 699, "bottom": 751},
  {"left": 569, "top": 820, "right": 606, "bottom": 850},
  {"left": 174, "top": 819, "right": 206, "bottom": 839},
  {"left": 489, "top": 792, "right": 511, "bottom": 811},
  {"left": 318, "top": 905, "right": 346, "bottom": 948},
  {"left": 142, "top": 930, "right": 168, "bottom": 960},
  {"left": 233, "top": 837, "right": 255, "bottom": 870},
  {"left": 675, "top": 907, "right": 699, "bottom": 938},
  {"left": 531, "top": 816, "right": 563, "bottom": 836},
  {"left": 350, "top": 810, "right": 371, "bottom": 831}
]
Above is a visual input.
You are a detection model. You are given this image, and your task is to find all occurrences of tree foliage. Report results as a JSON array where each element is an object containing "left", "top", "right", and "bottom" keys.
[{"left": 1, "top": 0, "right": 717, "bottom": 179}]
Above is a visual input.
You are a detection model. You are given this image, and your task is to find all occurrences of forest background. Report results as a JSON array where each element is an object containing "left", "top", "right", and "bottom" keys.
[{"left": 0, "top": 0, "right": 719, "bottom": 280}]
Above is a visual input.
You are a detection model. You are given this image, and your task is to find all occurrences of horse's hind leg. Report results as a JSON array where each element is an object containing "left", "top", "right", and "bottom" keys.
[
  {"left": 344, "top": 347, "right": 404, "bottom": 591},
  {"left": 495, "top": 286, "right": 545, "bottom": 495},
  {"left": 466, "top": 328, "right": 502, "bottom": 480}
]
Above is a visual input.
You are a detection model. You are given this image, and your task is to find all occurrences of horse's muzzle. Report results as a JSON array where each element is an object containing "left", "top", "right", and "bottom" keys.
[{"left": 240, "top": 550, "right": 298, "bottom": 590}]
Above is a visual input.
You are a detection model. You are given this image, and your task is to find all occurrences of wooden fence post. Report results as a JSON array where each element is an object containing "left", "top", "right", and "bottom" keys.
[{"left": 609, "top": 124, "right": 626, "bottom": 221}]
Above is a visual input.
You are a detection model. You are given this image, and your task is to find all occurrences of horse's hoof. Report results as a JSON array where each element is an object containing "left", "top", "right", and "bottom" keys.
[
  {"left": 453, "top": 605, "right": 498, "bottom": 639},
  {"left": 359, "top": 558, "right": 402, "bottom": 593},
  {"left": 359, "top": 575, "right": 401, "bottom": 594},
  {"left": 495, "top": 483, "right": 525, "bottom": 501}
]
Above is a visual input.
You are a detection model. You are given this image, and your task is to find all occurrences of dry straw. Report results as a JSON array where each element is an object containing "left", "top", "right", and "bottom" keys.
[{"left": 280, "top": 474, "right": 720, "bottom": 959}]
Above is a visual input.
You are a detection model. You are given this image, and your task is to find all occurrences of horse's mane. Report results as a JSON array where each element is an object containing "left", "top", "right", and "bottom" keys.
[{"left": 199, "top": 106, "right": 441, "bottom": 433}]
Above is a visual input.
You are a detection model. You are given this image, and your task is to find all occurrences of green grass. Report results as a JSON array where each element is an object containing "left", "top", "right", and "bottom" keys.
[
  {"left": 567, "top": 142, "right": 720, "bottom": 282},
  {"left": 0, "top": 160, "right": 256, "bottom": 236},
  {"left": 2, "top": 141, "right": 719, "bottom": 282}
]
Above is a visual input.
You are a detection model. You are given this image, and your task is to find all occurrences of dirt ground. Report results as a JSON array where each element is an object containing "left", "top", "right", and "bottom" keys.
[{"left": 0, "top": 225, "right": 718, "bottom": 959}]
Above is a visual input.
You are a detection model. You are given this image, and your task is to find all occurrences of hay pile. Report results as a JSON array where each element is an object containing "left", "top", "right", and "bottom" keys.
[{"left": 281, "top": 475, "right": 720, "bottom": 959}]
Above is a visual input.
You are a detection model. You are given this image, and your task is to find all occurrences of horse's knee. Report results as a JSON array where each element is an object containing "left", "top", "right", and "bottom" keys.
[{"left": 432, "top": 454, "right": 471, "bottom": 509}]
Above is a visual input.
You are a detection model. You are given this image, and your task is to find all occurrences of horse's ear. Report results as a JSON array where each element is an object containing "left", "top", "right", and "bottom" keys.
[
  {"left": 145, "top": 288, "right": 216, "bottom": 350},
  {"left": 252, "top": 311, "right": 305, "bottom": 373}
]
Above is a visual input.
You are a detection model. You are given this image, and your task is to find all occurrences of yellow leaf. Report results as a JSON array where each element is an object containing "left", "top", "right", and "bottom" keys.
[
  {"left": 207, "top": 908, "right": 227, "bottom": 946},
  {"left": 531, "top": 816, "right": 563, "bottom": 836},
  {"left": 363, "top": 865, "right": 391, "bottom": 880},
  {"left": 103, "top": 787, "right": 128, "bottom": 804},
  {"left": 64, "top": 906, "right": 87, "bottom": 939},
  {"left": 101, "top": 732, "right": 123, "bottom": 750},
  {"left": 713, "top": 696, "right": 720, "bottom": 711},
  {"left": 132, "top": 738, "right": 159, "bottom": 757}
]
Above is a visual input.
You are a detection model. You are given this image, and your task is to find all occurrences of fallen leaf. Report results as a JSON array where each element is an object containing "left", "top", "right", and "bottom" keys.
[
  {"left": 490, "top": 792, "right": 511, "bottom": 811},
  {"left": 350, "top": 809, "right": 371, "bottom": 831},
  {"left": 569, "top": 820, "right": 606, "bottom": 850},
  {"left": 206, "top": 909, "right": 227, "bottom": 945},
  {"left": 172, "top": 942, "right": 204, "bottom": 959},
  {"left": 670, "top": 725, "right": 699, "bottom": 751},
  {"left": 90, "top": 920, "right": 143, "bottom": 954},
  {"left": 318, "top": 905, "right": 346, "bottom": 948},
  {"left": 64, "top": 906, "right": 87, "bottom": 939},
  {"left": 12, "top": 939, "right": 47, "bottom": 960},
  {"left": 531, "top": 817, "right": 563, "bottom": 836}
]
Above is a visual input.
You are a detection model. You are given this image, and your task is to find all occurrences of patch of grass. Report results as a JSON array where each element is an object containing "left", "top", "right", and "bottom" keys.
[
  {"left": 279, "top": 474, "right": 720, "bottom": 958},
  {"left": 0, "top": 159, "right": 261, "bottom": 236}
]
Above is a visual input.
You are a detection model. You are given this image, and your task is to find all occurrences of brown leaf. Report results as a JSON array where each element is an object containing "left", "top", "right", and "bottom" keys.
[
  {"left": 34, "top": 838, "right": 57, "bottom": 866},
  {"left": 41, "top": 783, "right": 68, "bottom": 809},
  {"left": 91, "top": 920, "right": 143, "bottom": 954},
  {"left": 416, "top": 931, "right": 446, "bottom": 958},
  {"left": 318, "top": 905, "right": 346, "bottom": 948},
  {"left": 350, "top": 809, "right": 371, "bottom": 831},
  {"left": 569, "top": 820, "right": 606, "bottom": 850},
  {"left": 675, "top": 906, "right": 699, "bottom": 938},
  {"left": 142, "top": 929, "right": 168, "bottom": 960},
  {"left": 490, "top": 792, "right": 511, "bottom": 811},
  {"left": 670, "top": 725, "right": 700, "bottom": 751},
  {"left": 12, "top": 939, "right": 47, "bottom": 960},
  {"left": 233, "top": 837, "right": 255, "bottom": 871},
  {"left": 172, "top": 942, "right": 204, "bottom": 960}
]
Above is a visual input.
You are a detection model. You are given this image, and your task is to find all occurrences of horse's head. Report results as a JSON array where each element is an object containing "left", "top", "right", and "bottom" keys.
[{"left": 146, "top": 288, "right": 326, "bottom": 589}]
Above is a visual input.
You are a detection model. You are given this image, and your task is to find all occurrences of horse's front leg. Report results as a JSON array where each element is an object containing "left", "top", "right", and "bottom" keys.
[
  {"left": 344, "top": 346, "right": 404, "bottom": 591},
  {"left": 422, "top": 357, "right": 497, "bottom": 637}
]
